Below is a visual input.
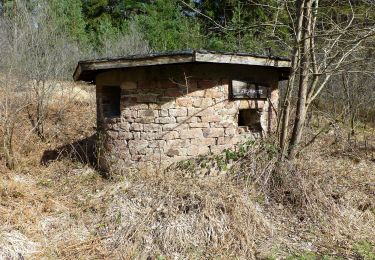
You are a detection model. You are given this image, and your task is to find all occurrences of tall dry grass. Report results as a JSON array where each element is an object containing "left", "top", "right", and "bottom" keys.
[{"left": 0, "top": 83, "right": 374, "bottom": 259}]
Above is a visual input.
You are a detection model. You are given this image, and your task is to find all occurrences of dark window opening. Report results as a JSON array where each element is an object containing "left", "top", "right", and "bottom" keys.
[
  {"left": 238, "top": 109, "right": 262, "bottom": 132},
  {"left": 102, "top": 86, "right": 121, "bottom": 118}
]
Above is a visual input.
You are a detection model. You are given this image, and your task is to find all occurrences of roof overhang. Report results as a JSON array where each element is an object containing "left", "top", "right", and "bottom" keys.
[{"left": 73, "top": 50, "right": 291, "bottom": 82}]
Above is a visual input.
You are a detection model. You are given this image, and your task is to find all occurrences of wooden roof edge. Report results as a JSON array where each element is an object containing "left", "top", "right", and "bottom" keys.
[{"left": 73, "top": 50, "right": 291, "bottom": 82}]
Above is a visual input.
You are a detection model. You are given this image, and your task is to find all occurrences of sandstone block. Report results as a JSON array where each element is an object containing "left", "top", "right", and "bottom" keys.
[
  {"left": 189, "top": 122, "right": 209, "bottom": 128},
  {"left": 107, "top": 130, "right": 118, "bottom": 139},
  {"left": 179, "top": 128, "right": 203, "bottom": 139},
  {"left": 143, "top": 123, "right": 162, "bottom": 132},
  {"left": 128, "top": 140, "right": 149, "bottom": 153},
  {"left": 138, "top": 109, "right": 158, "bottom": 117},
  {"left": 225, "top": 127, "right": 236, "bottom": 136},
  {"left": 187, "top": 107, "right": 200, "bottom": 116},
  {"left": 166, "top": 139, "right": 190, "bottom": 148},
  {"left": 122, "top": 109, "right": 137, "bottom": 119},
  {"left": 169, "top": 108, "right": 187, "bottom": 117},
  {"left": 176, "top": 97, "right": 193, "bottom": 107},
  {"left": 137, "top": 95, "right": 158, "bottom": 103},
  {"left": 128, "top": 103, "right": 149, "bottom": 110},
  {"left": 201, "top": 115, "right": 221, "bottom": 123},
  {"left": 118, "top": 131, "right": 133, "bottom": 140},
  {"left": 148, "top": 140, "right": 166, "bottom": 148},
  {"left": 130, "top": 123, "right": 143, "bottom": 131},
  {"left": 176, "top": 116, "right": 198, "bottom": 123},
  {"left": 162, "top": 123, "right": 179, "bottom": 131},
  {"left": 217, "top": 136, "right": 238, "bottom": 145},
  {"left": 159, "top": 109, "right": 169, "bottom": 117},
  {"left": 203, "top": 128, "right": 224, "bottom": 138},
  {"left": 192, "top": 98, "right": 214, "bottom": 108},
  {"left": 133, "top": 132, "right": 141, "bottom": 140},
  {"left": 190, "top": 138, "right": 216, "bottom": 146},
  {"left": 155, "top": 117, "right": 176, "bottom": 124},
  {"left": 120, "top": 122, "right": 131, "bottom": 131},
  {"left": 187, "top": 90, "right": 205, "bottom": 97},
  {"left": 166, "top": 148, "right": 187, "bottom": 157},
  {"left": 210, "top": 144, "right": 233, "bottom": 154},
  {"left": 160, "top": 99, "right": 175, "bottom": 108},
  {"left": 141, "top": 132, "right": 162, "bottom": 140},
  {"left": 134, "top": 117, "right": 154, "bottom": 124},
  {"left": 210, "top": 120, "right": 235, "bottom": 128},
  {"left": 149, "top": 103, "right": 161, "bottom": 109},
  {"left": 187, "top": 145, "right": 210, "bottom": 156},
  {"left": 205, "top": 89, "right": 223, "bottom": 98},
  {"left": 163, "top": 131, "right": 179, "bottom": 140}
]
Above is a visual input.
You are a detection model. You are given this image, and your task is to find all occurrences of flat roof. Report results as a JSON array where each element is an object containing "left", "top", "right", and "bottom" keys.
[{"left": 73, "top": 50, "right": 291, "bottom": 82}]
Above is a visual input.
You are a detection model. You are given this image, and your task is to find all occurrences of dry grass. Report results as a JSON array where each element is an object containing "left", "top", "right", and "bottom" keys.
[{"left": 0, "top": 83, "right": 374, "bottom": 259}]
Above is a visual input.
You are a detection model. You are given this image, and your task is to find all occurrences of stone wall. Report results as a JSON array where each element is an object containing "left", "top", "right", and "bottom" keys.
[{"left": 97, "top": 77, "right": 278, "bottom": 171}]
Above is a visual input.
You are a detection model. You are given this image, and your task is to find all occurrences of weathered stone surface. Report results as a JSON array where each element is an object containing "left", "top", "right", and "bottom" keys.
[
  {"left": 143, "top": 124, "right": 162, "bottom": 132},
  {"left": 190, "top": 138, "right": 216, "bottom": 146},
  {"left": 166, "top": 148, "right": 183, "bottom": 157},
  {"left": 159, "top": 109, "right": 169, "bottom": 117},
  {"left": 186, "top": 90, "right": 205, "bottom": 97},
  {"left": 176, "top": 98, "right": 192, "bottom": 107},
  {"left": 99, "top": 77, "right": 279, "bottom": 171},
  {"left": 127, "top": 103, "right": 148, "bottom": 110},
  {"left": 134, "top": 117, "right": 154, "bottom": 123},
  {"left": 162, "top": 123, "right": 180, "bottom": 131},
  {"left": 130, "top": 123, "right": 143, "bottom": 131},
  {"left": 179, "top": 129, "right": 203, "bottom": 139},
  {"left": 138, "top": 109, "right": 158, "bottom": 117},
  {"left": 201, "top": 115, "right": 221, "bottom": 123},
  {"left": 189, "top": 122, "right": 209, "bottom": 128},
  {"left": 203, "top": 128, "right": 224, "bottom": 138},
  {"left": 187, "top": 145, "right": 210, "bottom": 156},
  {"left": 192, "top": 98, "right": 214, "bottom": 108},
  {"left": 225, "top": 127, "right": 236, "bottom": 136},
  {"left": 122, "top": 110, "right": 137, "bottom": 119},
  {"left": 141, "top": 132, "right": 162, "bottom": 140},
  {"left": 176, "top": 116, "right": 199, "bottom": 123},
  {"left": 118, "top": 131, "right": 133, "bottom": 140},
  {"left": 148, "top": 140, "right": 166, "bottom": 148},
  {"left": 163, "top": 131, "right": 179, "bottom": 140},
  {"left": 169, "top": 108, "right": 187, "bottom": 117},
  {"left": 155, "top": 117, "right": 176, "bottom": 124},
  {"left": 149, "top": 103, "right": 161, "bottom": 110},
  {"left": 205, "top": 89, "right": 223, "bottom": 98},
  {"left": 128, "top": 139, "right": 149, "bottom": 152}
]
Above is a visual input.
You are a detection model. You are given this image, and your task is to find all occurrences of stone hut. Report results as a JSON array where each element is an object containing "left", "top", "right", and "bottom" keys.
[{"left": 73, "top": 50, "right": 291, "bottom": 171}]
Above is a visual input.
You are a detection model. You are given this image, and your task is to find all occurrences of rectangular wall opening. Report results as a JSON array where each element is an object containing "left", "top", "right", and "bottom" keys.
[
  {"left": 102, "top": 86, "right": 121, "bottom": 117},
  {"left": 238, "top": 109, "right": 262, "bottom": 132}
]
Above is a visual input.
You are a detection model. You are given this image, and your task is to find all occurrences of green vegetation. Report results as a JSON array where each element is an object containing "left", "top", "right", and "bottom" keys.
[{"left": 0, "top": 0, "right": 294, "bottom": 56}]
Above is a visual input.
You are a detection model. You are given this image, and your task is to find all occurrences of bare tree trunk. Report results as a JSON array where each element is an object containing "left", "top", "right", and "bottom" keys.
[
  {"left": 278, "top": 0, "right": 305, "bottom": 159},
  {"left": 3, "top": 119, "right": 15, "bottom": 170},
  {"left": 288, "top": 0, "right": 313, "bottom": 159}
]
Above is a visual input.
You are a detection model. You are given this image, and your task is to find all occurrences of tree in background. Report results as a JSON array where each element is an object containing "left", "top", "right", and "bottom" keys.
[{"left": 278, "top": 0, "right": 375, "bottom": 159}]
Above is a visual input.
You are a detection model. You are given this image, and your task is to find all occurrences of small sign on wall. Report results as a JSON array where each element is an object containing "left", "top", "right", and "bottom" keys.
[{"left": 231, "top": 80, "right": 269, "bottom": 99}]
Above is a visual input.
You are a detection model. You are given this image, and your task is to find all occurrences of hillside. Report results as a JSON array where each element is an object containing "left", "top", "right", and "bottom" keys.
[{"left": 0, "top": 84, "right": 374, "bottom": 259}]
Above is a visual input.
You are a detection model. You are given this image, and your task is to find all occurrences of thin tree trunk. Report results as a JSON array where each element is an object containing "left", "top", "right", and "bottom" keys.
[
  {"left": 278, "top": 0, "right": 305, "bottom": 159},
  {"left": 288, "top": 0, "right": 313, "bottom": 159},
  {"left": 3, "top": 119, "right": 15, "bottom": 169}
]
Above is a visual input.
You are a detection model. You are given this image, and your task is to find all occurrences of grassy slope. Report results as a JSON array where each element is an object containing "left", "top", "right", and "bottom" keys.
[{"left": 0, "top": 84, "right": 374, "bottom": 259}]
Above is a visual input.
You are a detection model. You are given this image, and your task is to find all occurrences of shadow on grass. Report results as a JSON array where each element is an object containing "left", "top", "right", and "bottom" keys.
[{"left": 41, "top": 134, "right": 98, "bottom": 168}]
